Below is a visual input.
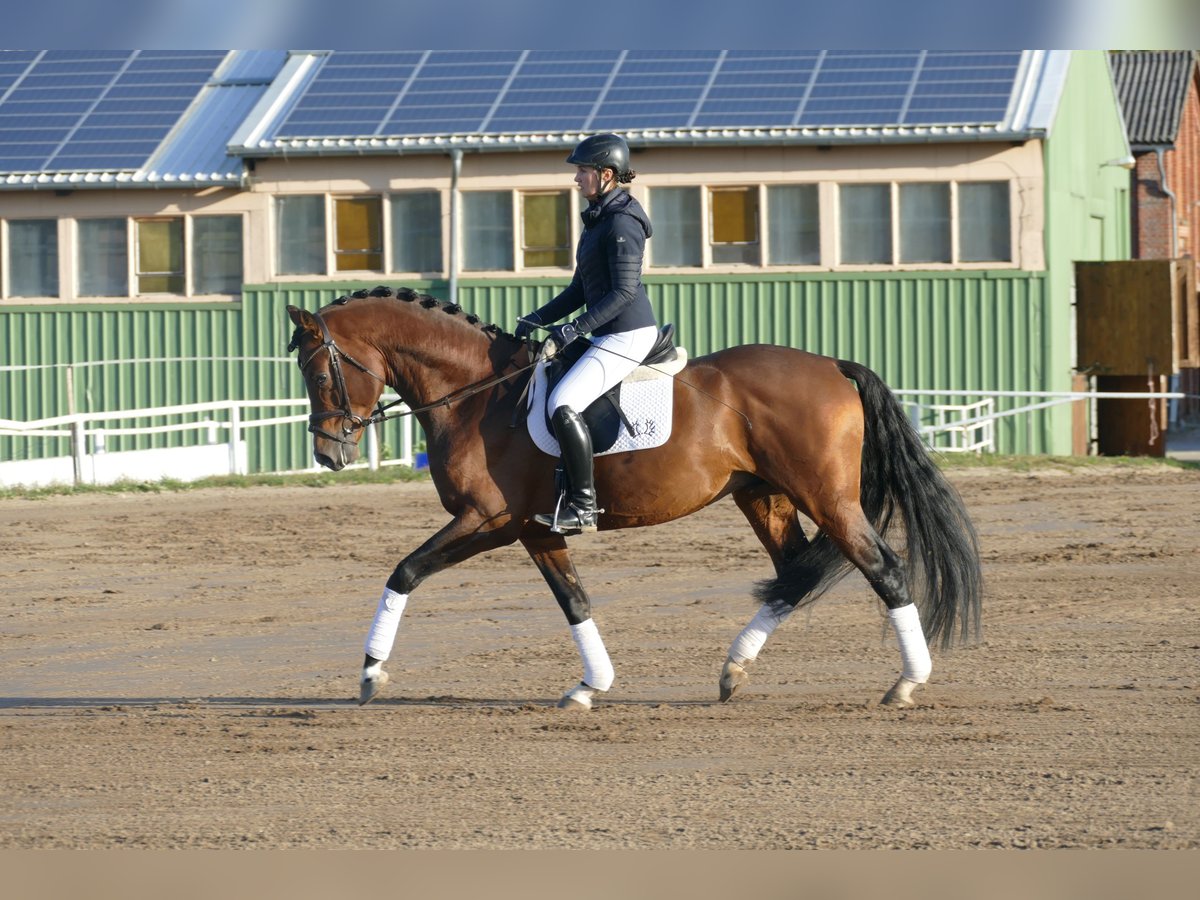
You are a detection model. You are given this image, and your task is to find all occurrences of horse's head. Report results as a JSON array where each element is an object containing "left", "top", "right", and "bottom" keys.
[{"left": 287, "top": 303, "right": 390, "bottom": 471}]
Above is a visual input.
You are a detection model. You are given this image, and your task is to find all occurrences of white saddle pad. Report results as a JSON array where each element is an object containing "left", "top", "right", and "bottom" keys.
[{"left": 526, "top": 349, "right": 688, "bottom": 458}]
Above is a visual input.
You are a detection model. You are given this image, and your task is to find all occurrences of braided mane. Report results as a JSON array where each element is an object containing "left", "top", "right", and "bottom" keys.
[{"left": 322, "top": 285, "right": 510, "bottom": 338}]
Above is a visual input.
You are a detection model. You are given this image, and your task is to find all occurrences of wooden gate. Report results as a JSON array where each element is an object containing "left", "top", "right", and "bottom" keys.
[{"left": 1075, "top": 259, "right": 1198, "bottom": 456}]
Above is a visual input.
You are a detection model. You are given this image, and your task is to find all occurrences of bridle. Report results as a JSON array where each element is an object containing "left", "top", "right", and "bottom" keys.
[
  {"left": 293, "top": 310, "right": 394, "bottom": 447},
  {"left": 292, "top": 309, "right": 542, "bottom": 447}
]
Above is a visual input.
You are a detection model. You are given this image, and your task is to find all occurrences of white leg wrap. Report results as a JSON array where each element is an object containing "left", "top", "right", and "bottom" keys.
[
  {"left": 728, "top": 603, "right": 792, "bottom": 665},
  {"left": 888, "top": 603, "right": 932, "bottom": 683},
  {"left": 364, "top": 588, "right": 408, "bottom": 661},
  {"left": 570, "top": 619, "right": 614, "bottom": 692}
]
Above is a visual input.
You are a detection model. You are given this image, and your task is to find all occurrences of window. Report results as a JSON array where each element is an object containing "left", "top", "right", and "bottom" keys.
[
  {"left": 899, "top": 183, "right": 951, "bottom": 264},
  {"left": 334, "top": 197, "right": 383, "bottom": 271},
  {"left": 958, "top": 182, "right": 1011, "bottom": 262},
  {"left": 463, "top": 191, "right": 513, "bottom": 271},
  {"left": 391, "top": 191, "right": 442, "bottom": 273},
  {"left": 710, "top": 187, "right": 760, "bottom": 265},
  {"left": 522, "top": 191, "right": 571, "bottom": 268},
  {"left": 276, "top": 195, "right": 326, "bottom": 276},
  {"left": 136, "top": 218, "right": 184, "bottom": 294},
  {"left": 839, "top": 184, "right": 891, "bottom": 264},
  {"left": 8, "top": 219, "right": 58, "bottom": 297},
  {"left": 649, "top": 187, "right": 701, "bottom": 266},
  {"left": 192, "top": 216, "right": 243, "bottom": 294},
  {"left": 767, "top": 185, "right": 819, "bottom": 265},
  {"left": 77, "top": 219, "right": 128, "bottom": 296}
]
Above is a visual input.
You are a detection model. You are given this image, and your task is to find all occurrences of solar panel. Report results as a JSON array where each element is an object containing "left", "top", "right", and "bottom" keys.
[
  {"left": 0, "top": 49, "right": 1029, "bottom": 175},
  {"left": 267, "top": 50, "right": 1025, "bottom": 141},
  {"left": 0, "top": 50, "right": 226, "bottom": 173}
]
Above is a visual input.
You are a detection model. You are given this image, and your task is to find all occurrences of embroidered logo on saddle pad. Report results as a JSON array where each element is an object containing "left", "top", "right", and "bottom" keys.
[{"left": 526, "top": 345, "right": 688, "bottom": 458}]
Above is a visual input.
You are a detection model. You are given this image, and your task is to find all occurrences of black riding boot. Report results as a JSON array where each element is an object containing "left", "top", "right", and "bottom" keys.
[{"left": 534, "top": 406, "right": 600, "bottom": 534}]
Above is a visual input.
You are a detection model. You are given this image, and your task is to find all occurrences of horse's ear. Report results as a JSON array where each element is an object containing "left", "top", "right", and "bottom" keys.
[
  {"left": 287, "top": 305, "right": 311, "bottom": 328},
  {"left": 286, "top": 305, "right": 320, "bottom": 351}
]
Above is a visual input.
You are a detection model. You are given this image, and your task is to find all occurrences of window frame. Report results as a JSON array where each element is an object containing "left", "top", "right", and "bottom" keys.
[
  {"left": 389, "top": 189, "right": 445, "bottom": 275},
  {"left": 519, "top": 190, "right": 573, "bottom": 270},
  {"left": 833, "top": 180, "right": 1015, "bottom": 269},
  {"left": 3, "top": 217, "right": 62, "bottom": 299},
  {"left": 332, "top": 194, "right": 385, "bottom": 273}
]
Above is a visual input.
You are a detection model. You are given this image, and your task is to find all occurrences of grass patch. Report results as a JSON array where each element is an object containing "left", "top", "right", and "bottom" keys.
[
  {"left": 933, "top": 452, "right": 1198, "bottom": 473},
  {"left": 0, "top": 464, "right": 430, "bottom": 501}
]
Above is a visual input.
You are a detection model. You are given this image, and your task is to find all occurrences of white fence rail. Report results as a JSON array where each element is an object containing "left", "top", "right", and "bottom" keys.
[
  {"left": 894, "top": 389, "right": 1188, "bottom": 454},
  {"left": 0, "top": 395, "right": 416, "bottom": 488},
  {"left": 2, "top": 386, "right": 1193, "bottom": 487}
]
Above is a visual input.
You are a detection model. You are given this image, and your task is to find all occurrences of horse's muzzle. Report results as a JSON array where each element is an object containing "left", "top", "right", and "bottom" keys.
[{"left": 314, "top": 439, "right": 359, "bottom": 471}]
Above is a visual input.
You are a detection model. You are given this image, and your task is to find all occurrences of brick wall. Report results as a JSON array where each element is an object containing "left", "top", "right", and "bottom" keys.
[{"left": 1134, "top": 63, "right": 1200, "bottom": 278}]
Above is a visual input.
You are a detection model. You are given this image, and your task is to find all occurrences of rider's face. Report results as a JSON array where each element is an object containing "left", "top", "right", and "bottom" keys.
[{"left": 574, "top": 166, "right": 612, "bottom": 200}]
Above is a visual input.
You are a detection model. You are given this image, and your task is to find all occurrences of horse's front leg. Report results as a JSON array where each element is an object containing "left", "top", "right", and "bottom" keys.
[
  {"left": 520, "top": 534, "right": 613, "bottom": 710},
  {"left": 359, "top": 511, "right": 517, "bottom": 705}
]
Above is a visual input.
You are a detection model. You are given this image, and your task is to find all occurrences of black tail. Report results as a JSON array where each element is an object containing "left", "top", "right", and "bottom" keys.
[{"left": 754, "top": 360, "right": 982, "bottom": 649}]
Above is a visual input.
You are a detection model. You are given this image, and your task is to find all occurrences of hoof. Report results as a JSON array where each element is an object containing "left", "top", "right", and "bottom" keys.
[
  {"left": 880, "top": 675, "right": 920, "bottom": 708},
  {"left": 359, "top": 668, "right": 389, "bottom": 706},
  {"left": 719, "top": 656, "right": 750, "bottom": 702},
  {"left": 557, "top": 682, "right": 598, "bottom": 710}
]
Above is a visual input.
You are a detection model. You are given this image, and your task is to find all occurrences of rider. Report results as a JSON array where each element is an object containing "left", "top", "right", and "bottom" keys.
[{"left": 515, "top": 133, "right": 659, "bottom": 535}]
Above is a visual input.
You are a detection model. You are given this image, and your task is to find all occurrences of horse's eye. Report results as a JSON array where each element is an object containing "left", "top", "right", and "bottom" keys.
[{"left": 316, "top": 373, "right": 329, "bottom": 386}]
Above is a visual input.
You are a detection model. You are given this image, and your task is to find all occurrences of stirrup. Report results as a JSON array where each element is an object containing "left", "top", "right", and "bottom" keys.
[{"left": 534, "top": 492, "right": 601, "bottom": 535}]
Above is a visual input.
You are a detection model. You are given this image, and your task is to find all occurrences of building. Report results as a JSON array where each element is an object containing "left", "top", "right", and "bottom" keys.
[
  {"left": 0, "top": 50, "right": 1132, "bottom": 474},
  {"left": 1110, "top": 51, "right": 1200, "bottom": 430}
]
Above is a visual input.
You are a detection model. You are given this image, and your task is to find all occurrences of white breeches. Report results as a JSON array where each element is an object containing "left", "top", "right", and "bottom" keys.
[{"left": 548, "top": 326, "right": 659, "bottom": 414}]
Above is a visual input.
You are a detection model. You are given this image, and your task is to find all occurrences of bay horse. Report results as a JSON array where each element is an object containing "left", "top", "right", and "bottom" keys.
[{"left": 287, "top": 286, "right": 981, "bottom": 710}]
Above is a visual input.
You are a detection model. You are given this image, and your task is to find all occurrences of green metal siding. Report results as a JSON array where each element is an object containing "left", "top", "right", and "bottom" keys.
[
  {"left": 2, "top": 271, "right": 1052, "bottom": 470},
  {"left": 1041, "top": 50, "right": 1135, "bottom": 454}
]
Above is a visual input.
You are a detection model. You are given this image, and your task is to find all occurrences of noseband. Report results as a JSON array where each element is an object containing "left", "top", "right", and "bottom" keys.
[{"left": 294, "top": 311, "right": 390, "bottom": 447}]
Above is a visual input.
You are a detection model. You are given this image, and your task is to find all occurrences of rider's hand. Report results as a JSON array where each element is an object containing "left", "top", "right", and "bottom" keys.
[
  {"left": 550, "top": 322, "right": 580, "bottom": 348},
  {"left": 514, "top": 314, "right": 541, "bottom": 341}
]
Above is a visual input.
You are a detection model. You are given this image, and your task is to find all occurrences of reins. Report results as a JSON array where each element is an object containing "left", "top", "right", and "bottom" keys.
[
  {"left": 295, "top": 309, "right": 540, "bottom": 445},
  {"left": 295, "top": 306, "right": 754, "bottom": 447}
]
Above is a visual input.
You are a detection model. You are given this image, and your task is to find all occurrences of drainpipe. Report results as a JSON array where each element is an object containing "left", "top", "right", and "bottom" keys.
[
  {"left": 448, "top": 149, "right": 463, "bottom": 306},
  {"left": 1153, "top": 147, "right": 1179, "bottom": 256}
]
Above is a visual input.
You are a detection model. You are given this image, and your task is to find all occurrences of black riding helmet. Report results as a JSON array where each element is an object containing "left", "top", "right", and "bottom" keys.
[{"left": 566, "top": 133, "right": 631, "bottom": 180}]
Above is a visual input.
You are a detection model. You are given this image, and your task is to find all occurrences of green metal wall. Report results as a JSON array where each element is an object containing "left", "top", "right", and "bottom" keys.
[
  {"left": 455, "top": 272, "right": 1053, "bottom": 453},
  {"left": 1040, "top": 50, "right": 1135, "bottom": 454},
  {"left": 2, "top": 270, "right": 1051, "bottom": 471}
]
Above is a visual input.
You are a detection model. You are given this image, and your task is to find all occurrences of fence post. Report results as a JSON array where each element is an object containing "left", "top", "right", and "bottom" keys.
[
  {"left": 401, "top": 415, "right": 413, "bottom": 467},
  {"left": 66, "top": 366, "right": 85, "bottom": 486},
  {"left": 366, "top": 422, "right": 380, "bottom": 471},
  {"left": 228, "top": 404, "right": 242, "bottom": 476}
]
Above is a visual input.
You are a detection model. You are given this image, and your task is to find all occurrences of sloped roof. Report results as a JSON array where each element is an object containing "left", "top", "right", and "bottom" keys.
[
  {"left": 0, "top": 49, "right": 1073, "bottom": 188},
  {"left": 232, "top": 49, "right": 1071, "bottom": 157},
  {"left": 1110, "top": 51, "right": 1197, "bottom": 147},
  {"left": 0, "top": 50, "right": 286, "bottom": 189}
]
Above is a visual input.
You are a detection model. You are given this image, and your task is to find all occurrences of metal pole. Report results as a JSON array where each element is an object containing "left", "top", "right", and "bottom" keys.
[
  {"left": 228, "top": 404, "right": 242, "bottom": 475},
  {"left": 448, "top": 148, "right": 462, "bottom": 306},
  {"left": 66, "top": 365, "right": 84, "bottom": 486},
  {"left": 366, "top": 422, "right": 380, "bottom": 471}
]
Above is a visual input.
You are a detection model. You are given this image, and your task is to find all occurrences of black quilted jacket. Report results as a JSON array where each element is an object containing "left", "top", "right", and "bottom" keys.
[{"left": 530, "top": 189, "right": 657, "bottom": 337}]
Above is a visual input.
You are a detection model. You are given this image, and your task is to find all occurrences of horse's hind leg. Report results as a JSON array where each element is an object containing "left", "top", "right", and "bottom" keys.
[
  {"left": 520, "top": 533, "right": 614, "bottom": 710},
  {"left": 720, "top": 488, "right": 812, "bottom": 701},
  {"left": 817, "top": 506, "right": 932, "bottom": 708}
]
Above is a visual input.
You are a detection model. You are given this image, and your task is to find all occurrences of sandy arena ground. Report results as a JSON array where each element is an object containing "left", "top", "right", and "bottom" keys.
[{"left": 1, "top": 465, "right": 1197, "bottom": 849}]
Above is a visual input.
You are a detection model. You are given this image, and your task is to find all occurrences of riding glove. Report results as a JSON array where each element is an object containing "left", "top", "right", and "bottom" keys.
[
  {"left": 514, "top": 313, "right": 541, "bottom": 341},
  {"left": 549, "top": 322, "right": 581, "bottom": 349}
]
